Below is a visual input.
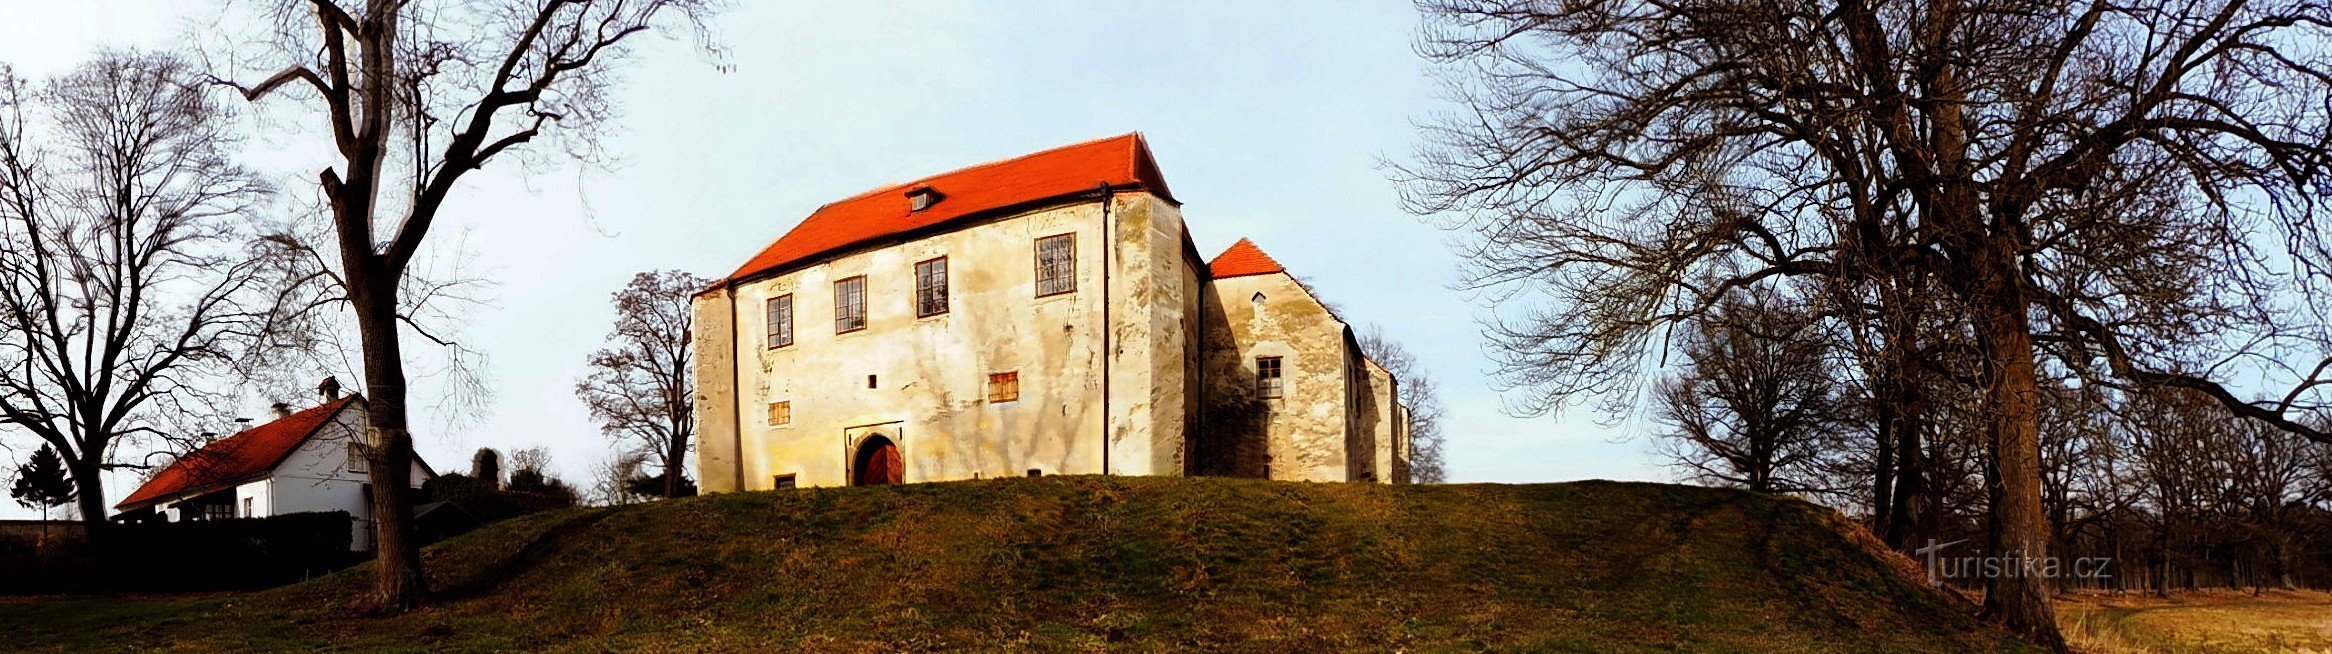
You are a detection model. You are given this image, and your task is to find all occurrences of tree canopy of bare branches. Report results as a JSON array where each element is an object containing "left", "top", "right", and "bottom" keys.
[
  {"left": 1404, "top": 0, "right": 2332, "bottom": 646},
  {"left": 576, "top": 269, "right": 703, "bottom": 499},
  {"left": 0, "top": 52, "right": 318, "bottom": 531},
  {"left": 212, "top": 0, "right": 724, "bottom": 611},
  {"left": 1653, "top": 295, "right": 1843, "bottom": 494}
]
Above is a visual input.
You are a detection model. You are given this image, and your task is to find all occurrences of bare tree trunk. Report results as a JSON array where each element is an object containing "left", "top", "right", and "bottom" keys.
[
  {"left": 353, "top": 288, "right": 424, "bottom": 611},
  {"left": 664, "top": 430, "right": 688, "bottom": 498},
  {"left": 66, "top": 454, "right": 106, "bottom": 539},
  {"left": 1971, "top": 244, "right": 2063, "bottom": 650}
]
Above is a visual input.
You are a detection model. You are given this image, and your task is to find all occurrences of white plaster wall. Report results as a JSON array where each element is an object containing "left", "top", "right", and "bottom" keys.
[
  {"left": 266, "top": 402, "right": 430, "bottom": 549},
  {"left": 235, "top": 479, "right": 271, "bottom": 518},
  {"left": 701, "top": 193, "right": 1199, "bottom": 490}
]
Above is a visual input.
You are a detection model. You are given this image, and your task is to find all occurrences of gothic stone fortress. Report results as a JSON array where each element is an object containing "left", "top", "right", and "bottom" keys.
[{"left": 692, "top": 134, "right": 1411, "bottom": 491}]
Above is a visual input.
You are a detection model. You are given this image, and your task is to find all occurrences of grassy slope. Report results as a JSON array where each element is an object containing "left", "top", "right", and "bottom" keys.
[{"left": 0, "top": 477, "right": 2036, "bottom": 653}]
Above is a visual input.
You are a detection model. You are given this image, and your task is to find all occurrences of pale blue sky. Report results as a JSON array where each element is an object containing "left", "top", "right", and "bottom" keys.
[{"left": 0, "top": 1, "right": 1665, "bottom": 517}]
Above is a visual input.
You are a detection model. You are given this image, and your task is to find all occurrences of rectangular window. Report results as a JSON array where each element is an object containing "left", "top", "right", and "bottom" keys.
[
  {"left": 915, "top": 257, "right": 949, "bottom": 317},
  {"left": 766, "top": 294, "right": 794, "bottom": 348},
  {"left": 767, "top": 401, "right": 791, "bottom": 426},
  {"left": 241, "top": 498, "right": 254, "bottom": 518},
  {"left": 773, "top": 474, "right": 798, "bottom": 490},
  {"left": 834, "top": 276, "right": 867, "bottom": 333},
  {"left": 1257, "top": 356, "right": 1285, "bottom": 399},
  {"left": 1035, "top": 233, "right": 1076, "bottom": 297},
  {"left": 347, "top": 443, "right": 369, "bottom": 473},
  {"left": 987, "top": 371, "right": 1021, "bottom": 403}
]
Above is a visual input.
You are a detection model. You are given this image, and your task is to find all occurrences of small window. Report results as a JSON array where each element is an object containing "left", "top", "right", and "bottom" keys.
[
  {"left": 987, "top": 371, "right": 1021, "bottom": 403},
  {"left": 915, "top": 257, "right": 949, "bottom": 317},
  {"left": 766, "top": 294, "right": 794, "bottom": 348},
  {"left": 868, "top": 374, "right": 878, "bottom": 389},
  {"left": 347, "top": 443, "right": 369, "bottom": 473},
  {"left": 834, "top": 276, "right": 867, "bottom": 333},
  {"left": 767, "top": 401, "right": 791, "bottom": 426},
  {"left": 1035, "top": 233, "right": 1076, "bottom": 297},
  {"left": 907, "top": 187, "right": 942, "bottom": 212},
  {"left": 241, "top": 498, "right": 254, "bottom": 518},
  {"left": 1026, "top": 468, "right": 1043, "bottom": 477},
  {"left": 1257, "top": 356, "right": 1285, "bottom": 399},
  {"left": 773, "top": 474, "right": 798, "bottom": 490}
]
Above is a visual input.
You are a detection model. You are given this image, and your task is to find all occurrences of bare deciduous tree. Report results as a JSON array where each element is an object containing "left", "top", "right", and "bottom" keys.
[
  {"left": 1404, "top": 0, "right": 2332, "bottom": 645},
  {"left": 576, "top": 270, "right": 703, "bottom": 498},
  {"left": 213, "top": 0, "right": 723, "bottom": 611},
  {"left": 0, "top": 52, "right": 317, "bottom": 533},
  {"left": 1653, "top": 296, "right": 1842, "bottom": 494}
]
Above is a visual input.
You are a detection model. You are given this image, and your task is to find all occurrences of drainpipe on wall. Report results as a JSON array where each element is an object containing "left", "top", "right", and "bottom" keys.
[{"left": 1099, "top": 183, "right": 1113, "bottom": 476}]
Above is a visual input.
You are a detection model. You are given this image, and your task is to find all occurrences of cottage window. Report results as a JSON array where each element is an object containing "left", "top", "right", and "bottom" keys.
[
  {"left": 767, "top": 294, "right": 794, "bottom": 348},
  {"left": 987, "top": 371, "right": 1020, "bottom": 403},
  {"left": 773, "top": 474, "right": 798, "bottom": 490},
  {"left": 834, "top": 276, "right": 867, "bottom": 333},
  {"left": 1256, "top": 356, "right": 1285, "bottom": 399},
  {"left": 347, "top": 442, "right": 369, "bottom": 473},
  {"left": 242, "top": 498, "right": 254, "bottom": 518},
  {"left": 1035, "top": 233, "right": 1076, "bottom": 297},
  {"left": 768, "top": 401, "right": 791, "bottom": 426},
  {"left": 915, "top": 257, "right": 949, "bottom": 317}
]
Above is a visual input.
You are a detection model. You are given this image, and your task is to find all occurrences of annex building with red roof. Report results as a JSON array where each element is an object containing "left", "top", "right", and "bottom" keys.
[
  {"left": 114, "top": 381, "right": 434, "bottom": 550},
  {"left": 693, "top": 134, "right": 1411, "bottom": 491}
]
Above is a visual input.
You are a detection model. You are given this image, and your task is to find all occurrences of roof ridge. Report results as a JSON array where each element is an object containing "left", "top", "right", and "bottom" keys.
[
  {"left": 716, "top": 132, "right": 1170, "bottom": 287},
  {"left": 821, "top": 132, "right": 1145, "bottom": 207}
]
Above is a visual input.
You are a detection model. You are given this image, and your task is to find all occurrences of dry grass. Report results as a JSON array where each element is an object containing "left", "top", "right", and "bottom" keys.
[
  {"left": 0, "top": 477, "right": 2043, "bottom": 652},
  {"left": 2060, "top": 590, "right": 2332, "bottom": 653}
]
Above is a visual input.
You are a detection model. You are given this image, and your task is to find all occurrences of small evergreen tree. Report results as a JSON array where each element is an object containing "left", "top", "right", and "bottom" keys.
[{"left": 10, "top": 444, "right": 77, "bottom": 522}]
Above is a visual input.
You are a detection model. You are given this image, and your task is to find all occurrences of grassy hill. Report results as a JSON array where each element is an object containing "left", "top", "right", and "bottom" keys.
[{"left": 0, "top": 477, "right": 2037, "bottom": 652}]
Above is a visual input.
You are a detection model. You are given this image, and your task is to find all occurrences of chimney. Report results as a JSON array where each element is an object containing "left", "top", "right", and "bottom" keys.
[
  {"left": 317, "top": 376, "right": 343, "bottom": 402},
  {"left": 271, "top": 402, "right": 293, "bottom": 420}
]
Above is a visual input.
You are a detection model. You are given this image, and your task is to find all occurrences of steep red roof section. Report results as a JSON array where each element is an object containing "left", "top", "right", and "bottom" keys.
[
  {"left": 1208, "top": 238, "right": 1287, "bottom": 279},
  {"left": 116, "top": 396, "right": 360, "bottom": 510},
  {"left": 717, "top": 133, "right": 1174, "bottom": 287}
]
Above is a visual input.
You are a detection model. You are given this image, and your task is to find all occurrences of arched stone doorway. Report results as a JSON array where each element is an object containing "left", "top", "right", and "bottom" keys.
[{"left": 851, "top": 435, "right": 904, "bottom": 486}]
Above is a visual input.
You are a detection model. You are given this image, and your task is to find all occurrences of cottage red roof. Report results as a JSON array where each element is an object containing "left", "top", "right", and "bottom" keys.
[
  {"left": 116, "top": 396, "right": 360, "bottom": 510},
  {"left": 1208, "top": 238, "right": 1286, "bottom": 279},
  {"left": 716, "top": 133, "right": 1175, "bottom": 288}
]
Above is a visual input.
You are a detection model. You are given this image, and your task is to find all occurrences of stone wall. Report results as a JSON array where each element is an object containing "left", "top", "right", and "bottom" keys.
[{"left": 1198, "top": 272, "right": 1357, "bottom": 482}]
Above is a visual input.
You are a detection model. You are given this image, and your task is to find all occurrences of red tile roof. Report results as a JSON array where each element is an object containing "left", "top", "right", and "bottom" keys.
[
  {"left": 1208, "top": 238, "right": 1287, "bottom": 279},
  {"left": 116, "top": 396, "right": 360, "bottom": 510},
  {"left": 715, "top": 133, "right": 1175, "bottom": 288}
]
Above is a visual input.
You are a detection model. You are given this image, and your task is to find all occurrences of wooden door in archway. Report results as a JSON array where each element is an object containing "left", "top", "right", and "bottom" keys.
[{"left": 852, "top": 435, "right": 903, "bottom": 486}]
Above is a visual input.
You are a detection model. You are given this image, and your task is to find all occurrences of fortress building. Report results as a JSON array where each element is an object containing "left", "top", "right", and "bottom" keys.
[{"left": 693, "top": 134, "right": 1408, "bottom": 491}]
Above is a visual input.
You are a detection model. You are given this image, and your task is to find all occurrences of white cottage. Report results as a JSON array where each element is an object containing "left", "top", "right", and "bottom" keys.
[{"left": 113, "top": 385, "right": 432, "bottom": 551}]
